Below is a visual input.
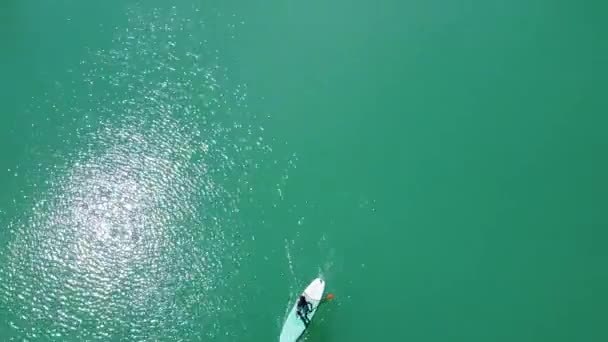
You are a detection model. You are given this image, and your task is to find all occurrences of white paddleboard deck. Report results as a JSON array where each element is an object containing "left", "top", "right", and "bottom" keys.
[{"left": 279, "top": 278, "right": 325, "bottom": 342}]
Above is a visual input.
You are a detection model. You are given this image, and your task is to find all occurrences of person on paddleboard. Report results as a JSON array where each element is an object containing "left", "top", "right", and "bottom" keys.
[{"left": 296, "top": 295, "right": 313, "bottom": 326}]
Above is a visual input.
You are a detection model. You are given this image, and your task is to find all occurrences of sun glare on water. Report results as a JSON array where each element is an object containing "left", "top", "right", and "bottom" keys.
[{"left": 0, "top": 5, "right": 275, "bottom": 340}]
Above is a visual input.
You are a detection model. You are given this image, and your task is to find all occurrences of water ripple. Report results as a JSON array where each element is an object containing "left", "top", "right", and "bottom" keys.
[{"left": 1, "top": 5, "right": 271, "bottom": 341}]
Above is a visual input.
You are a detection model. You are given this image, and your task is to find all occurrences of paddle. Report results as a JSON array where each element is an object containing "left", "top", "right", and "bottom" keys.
[{"left": 321, "top": 293, "right": 334, "bottom": 304}]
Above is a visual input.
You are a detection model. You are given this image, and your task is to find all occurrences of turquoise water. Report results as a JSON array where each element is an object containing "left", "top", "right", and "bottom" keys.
[{"left": 1, "top": 0, "right": 607, "bottom": 341}]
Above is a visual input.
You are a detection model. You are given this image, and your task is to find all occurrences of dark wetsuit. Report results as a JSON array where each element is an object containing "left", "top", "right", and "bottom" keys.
[{"left": 296, "top": 296, "right": 313, "bottom": 326}]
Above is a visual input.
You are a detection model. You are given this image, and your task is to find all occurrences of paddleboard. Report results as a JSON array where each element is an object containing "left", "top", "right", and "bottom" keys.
[{"left": 279, "top": 278, "right": 326, "bottom": 342}]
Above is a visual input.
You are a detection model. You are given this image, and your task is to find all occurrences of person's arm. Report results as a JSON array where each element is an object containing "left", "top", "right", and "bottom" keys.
[{"left": 308, "top": 302, "right": 313, "bottom": 311}]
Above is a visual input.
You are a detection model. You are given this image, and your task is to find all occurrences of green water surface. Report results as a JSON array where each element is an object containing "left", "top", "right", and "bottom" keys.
[{"left": 1, "top": 0, "right": 606, "bottom": 341}]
